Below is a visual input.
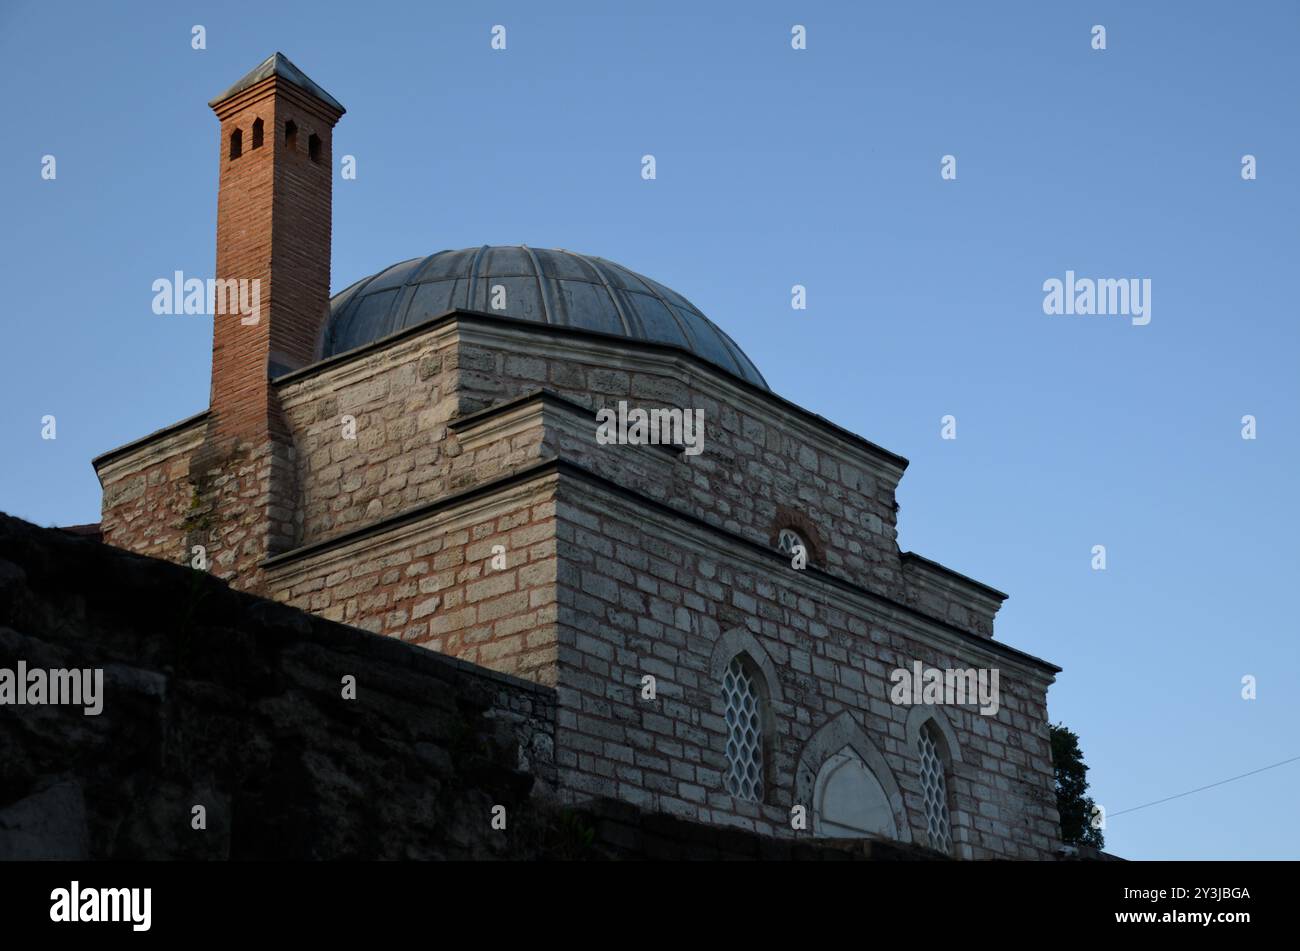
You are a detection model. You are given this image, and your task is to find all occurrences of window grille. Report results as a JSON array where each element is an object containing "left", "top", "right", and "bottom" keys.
[
  {"left": 723, "top": 657, "right": 764, "bottom": 802},
  {"left": 777, "top": 528, "right": 805, "bottom": 560},
  {"left": 918, "top": 723, "right": 953, "bottom": 853}
]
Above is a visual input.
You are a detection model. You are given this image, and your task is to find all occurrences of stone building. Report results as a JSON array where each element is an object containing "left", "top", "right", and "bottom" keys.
[{"left": 91, "top": 54, "right": 1063, "bottom": 858}]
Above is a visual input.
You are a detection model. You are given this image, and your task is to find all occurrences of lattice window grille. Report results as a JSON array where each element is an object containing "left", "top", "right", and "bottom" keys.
[
  {"left": 918, "top": 723, "right": 953, "bottom": 853},
  {"left": 777, "top": 528, "right": 805, "bottom": 559},
  {"left": 723, "top": 658, "right": 764, "bottom": 802}
]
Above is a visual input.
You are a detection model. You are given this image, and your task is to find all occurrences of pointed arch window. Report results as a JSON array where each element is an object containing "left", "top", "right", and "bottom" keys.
[
  {"left": 285, "top": 119, "right": 298, "bottom": 150},
  {"left": 229, "top": 128, "right": 242, "bottom": 160},
  {"left": 917, "top": 721, "right": 953, "bottom": 853},
  {"left": 251, "top": 117, "right": 264, "bottom": 149},
  {"left": 723, "top": 656, "right": 765, "bottom": 802}
]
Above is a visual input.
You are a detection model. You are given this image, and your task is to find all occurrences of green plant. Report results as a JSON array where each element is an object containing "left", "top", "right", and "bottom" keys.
[{"left": 1050, "top": 722, "right": 1104, "bottom": 849}]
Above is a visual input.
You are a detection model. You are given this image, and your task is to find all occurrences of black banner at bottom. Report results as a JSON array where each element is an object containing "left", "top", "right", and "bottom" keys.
[{"left": 0, "top": 858, "right": 1283, "bottom": 939}]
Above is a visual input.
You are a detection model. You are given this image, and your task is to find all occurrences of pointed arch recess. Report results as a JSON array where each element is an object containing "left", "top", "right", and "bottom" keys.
[{"left": 794, "top": 711, "right": 912, "bottom": 844}]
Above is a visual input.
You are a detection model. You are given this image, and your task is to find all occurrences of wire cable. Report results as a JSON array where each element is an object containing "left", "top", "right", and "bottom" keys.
[{"left": 1110, "top": 754, "right": 1300, "bottom": 818}]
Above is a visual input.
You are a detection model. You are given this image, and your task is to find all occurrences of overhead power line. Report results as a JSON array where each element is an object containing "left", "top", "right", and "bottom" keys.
[{"left": 1110, "top": 754, "right": 1300, "bottom": 818}]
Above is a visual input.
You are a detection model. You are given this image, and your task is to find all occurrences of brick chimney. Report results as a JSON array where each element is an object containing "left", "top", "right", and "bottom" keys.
[
  {"left": 190, "top": 54, "right": 344, "bottom": 584},
  {"left": 207, "top": 52, "right": 344, "bottom": 443}
]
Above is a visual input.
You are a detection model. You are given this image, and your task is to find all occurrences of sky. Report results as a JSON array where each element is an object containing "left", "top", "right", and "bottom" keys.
[{"left": 1, "top": 0, "right": 1297, "bottom": 860}]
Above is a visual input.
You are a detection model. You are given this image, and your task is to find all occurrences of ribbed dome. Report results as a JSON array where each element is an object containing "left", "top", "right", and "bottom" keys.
[{"left": 324, "top": 246, "right": 768, "bottom": 389}]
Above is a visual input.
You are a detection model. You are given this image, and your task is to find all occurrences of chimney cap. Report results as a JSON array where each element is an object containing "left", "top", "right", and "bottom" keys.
[{"left": 209, "top": 52, "right": 345, "bottom": 114}]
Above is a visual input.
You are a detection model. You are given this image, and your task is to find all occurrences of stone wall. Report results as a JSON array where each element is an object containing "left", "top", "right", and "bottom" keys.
[
  {"left": 0, "top": 513, "right": 554, "bottom": 860},
  {"left": 550, "top": 471, "right": 1060, "bottom": 859},
  {"left": 95, "top": 413, "right": 206, "bottom": 568},
  {"left": 264, "top": 472, "right": 559, "bottom": 684},
  {"left": 275, "top": 324, "right": 462, "bottom": 546},
  {"left": 454, "top": 319, "right": 914, "bottom": 606}
]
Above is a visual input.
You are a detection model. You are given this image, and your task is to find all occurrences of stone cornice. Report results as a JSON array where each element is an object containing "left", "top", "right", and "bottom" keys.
[
  {"left": 900, "top": 550, "right": 1009, "bottom": 633},
  {"left": 90, "top": 410, "right": 209, "bottom": 481},
  {"left": 901, "top": 551, "right": 1008, "bottom": 603}
]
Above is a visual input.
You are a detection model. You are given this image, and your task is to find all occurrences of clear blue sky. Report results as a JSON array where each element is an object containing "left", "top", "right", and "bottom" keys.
[{"left": 1, "top": 1, "right": 1296, "bottom": 860}]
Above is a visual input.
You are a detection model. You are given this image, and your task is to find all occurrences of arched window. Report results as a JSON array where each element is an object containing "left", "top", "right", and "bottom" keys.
[
  {"left": 917, "top": 720, "right": 953, "bottom": 853},
  {"left": 776, "top": 528, "right": 806, "bottom": 562},
  {"left": 229, "top": 129, "right": 242, "bottom": 160},
  {"left": 308, "top": 133, "right": 321, "bottom": 163},
  {"left": 284, "top": 119, "right": 298, "bottom": 150},
  {"left": 723, "top": 656, "right": 765, "bottom": 802},
  {"left": 251, "top": 117, "right": 264, "bottom": 149}
]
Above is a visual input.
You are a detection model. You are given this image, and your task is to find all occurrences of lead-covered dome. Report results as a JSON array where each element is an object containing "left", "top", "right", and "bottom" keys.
[{"left": 324, "top": 246, "right": 768, "bottom": 389}]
